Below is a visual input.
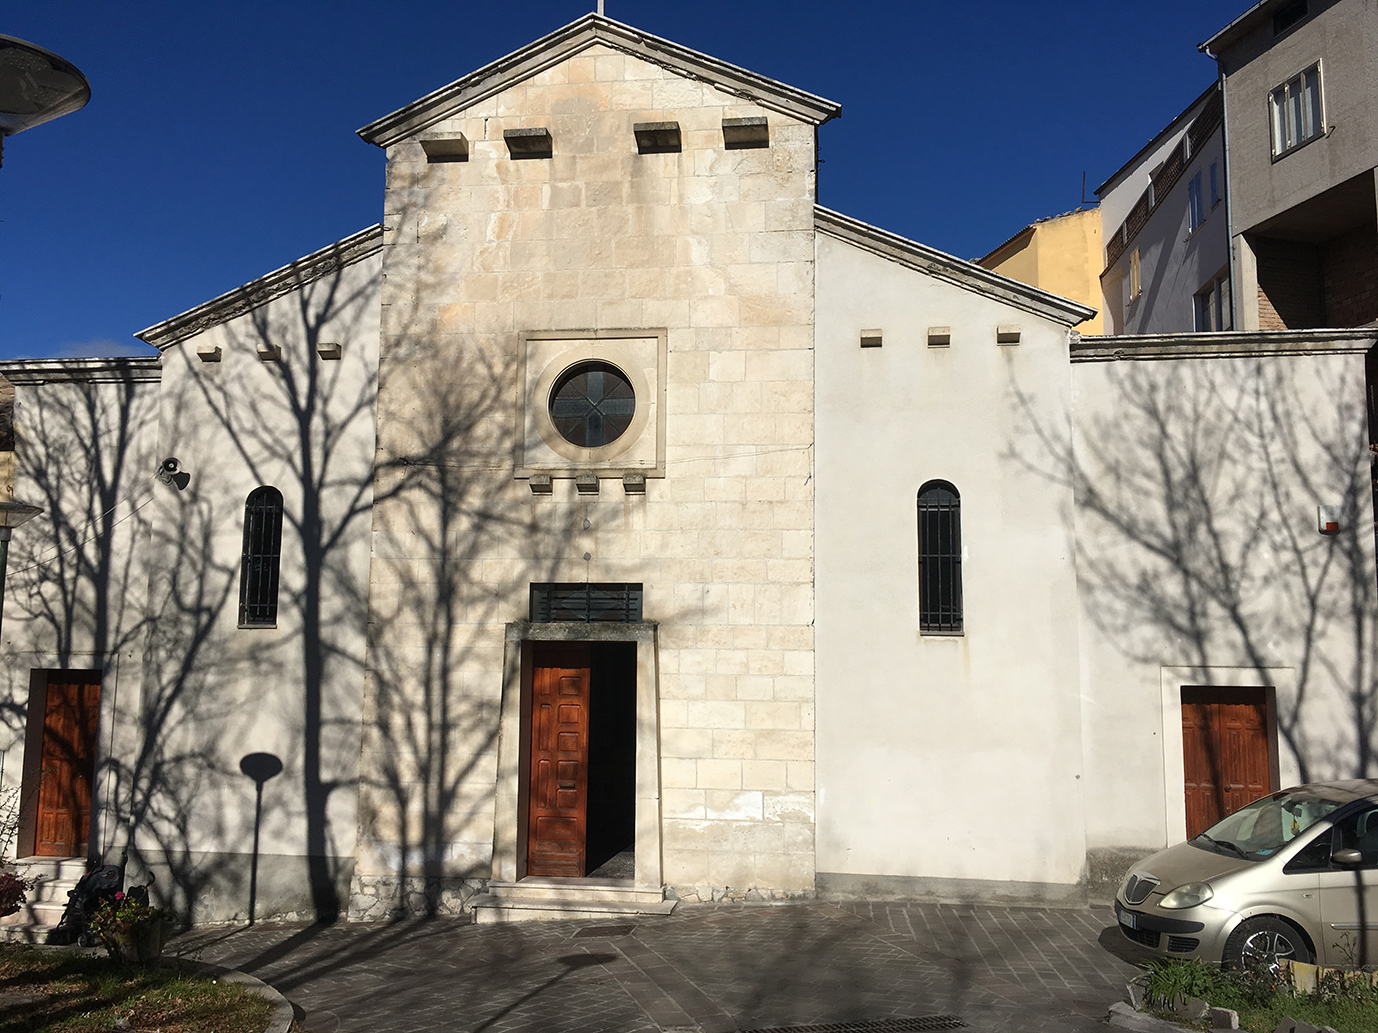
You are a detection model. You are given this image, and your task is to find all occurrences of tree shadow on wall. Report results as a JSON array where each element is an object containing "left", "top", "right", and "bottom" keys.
[
  {"left": 1, "top": 365, "right": 244, "bottom": 918},
  {"left": 183, "top": 252, "right": 383, "bottom": 924},
  {"left": 358, "top": 311, "right": 589, "bottom": 919},
  {"left": 1013, "top": 355, "right": 1377, "bottom": 782}
]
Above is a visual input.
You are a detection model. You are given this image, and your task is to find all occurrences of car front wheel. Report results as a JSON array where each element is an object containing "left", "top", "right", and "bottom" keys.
[{"left": 1223, "top": 916, "right": 1313, "bottom": 973}]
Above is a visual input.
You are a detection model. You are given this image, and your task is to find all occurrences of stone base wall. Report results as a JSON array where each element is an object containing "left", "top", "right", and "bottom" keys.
[
  {"left": 127, "top": 852, "right": 355, "bottom": 926},
  {"left": 348, "top": 873, "right": 486, "bottom": 921},
  {"left": 666, "top": 883, "right": 814, "bottom": 905}
]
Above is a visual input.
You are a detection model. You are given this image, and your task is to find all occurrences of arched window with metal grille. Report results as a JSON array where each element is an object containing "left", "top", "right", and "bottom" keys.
[
  {"left": 239, "top": 486, "right": 283, "bottom": 626},
  {"left": 917, "top": 481, "right": 962, "bottom": 633}
]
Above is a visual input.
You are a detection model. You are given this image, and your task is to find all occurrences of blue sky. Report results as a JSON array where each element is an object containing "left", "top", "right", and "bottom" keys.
[{"left": 2, "top": 1, "right": 1236, "bottom": 359}]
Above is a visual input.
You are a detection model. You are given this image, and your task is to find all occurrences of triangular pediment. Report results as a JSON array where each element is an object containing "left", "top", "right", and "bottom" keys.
[{"left": 357, "top": 13, "right": 841, "bottom": 148}]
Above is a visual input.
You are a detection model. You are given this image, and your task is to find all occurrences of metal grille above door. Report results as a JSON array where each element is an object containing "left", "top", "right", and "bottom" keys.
[{"left": 530, "top": 583, "right": 643, "bottom": 623}]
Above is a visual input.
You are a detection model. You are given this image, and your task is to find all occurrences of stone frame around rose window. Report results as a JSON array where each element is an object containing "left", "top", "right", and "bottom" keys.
[{"left": 516, "top": 329, "right": 667, "bottom": 480}]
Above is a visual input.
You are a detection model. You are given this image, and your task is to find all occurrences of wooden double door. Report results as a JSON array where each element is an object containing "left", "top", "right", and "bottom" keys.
[
  {"left": 34, "top": 675, "right": 102, "bottom": 857},
  {"left": 1181, "top": 686, "right": 1272, "bottom": 839},
  {"left": 526, "top": 642, "right": 637, "bottom": 878}
]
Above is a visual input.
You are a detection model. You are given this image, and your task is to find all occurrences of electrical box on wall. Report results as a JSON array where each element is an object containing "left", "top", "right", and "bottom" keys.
[{"left": 1318, "top": 505, "right": 1341, "bottom": 535}]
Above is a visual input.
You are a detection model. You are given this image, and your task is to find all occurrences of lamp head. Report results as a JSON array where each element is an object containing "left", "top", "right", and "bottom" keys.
[{"left": 157, "top": 457, "right": 190, "bottom": 491}]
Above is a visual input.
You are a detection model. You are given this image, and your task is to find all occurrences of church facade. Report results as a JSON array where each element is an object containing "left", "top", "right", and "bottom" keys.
[{"left": 2, "top": 15, "right": 1373, "bottom": 927}]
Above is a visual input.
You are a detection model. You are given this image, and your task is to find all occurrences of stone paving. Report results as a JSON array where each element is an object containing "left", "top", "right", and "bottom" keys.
[{"left": 171, "top": 901, "right": 1147, "bottom": 1033}]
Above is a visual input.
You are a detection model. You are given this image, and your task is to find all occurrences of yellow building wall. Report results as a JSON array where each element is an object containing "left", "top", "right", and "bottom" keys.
[{"left": 981, "top": 208, "right": 1103, "bottom": 334}]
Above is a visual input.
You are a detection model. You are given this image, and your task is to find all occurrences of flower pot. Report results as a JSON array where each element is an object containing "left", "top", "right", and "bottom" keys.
[{"left": 115, "top": 922, "right": 168, "bottom": 964}]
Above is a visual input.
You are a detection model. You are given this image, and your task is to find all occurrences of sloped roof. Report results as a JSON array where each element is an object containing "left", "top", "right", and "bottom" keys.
[
  {"left": 357, "top": 13, "right": 842, "bottom": 148},
  {"left": 815, "top": 207, "right": 1098, "bottom": 327},
  {"left": 136, "top": 225, "right": 383, "bottom": 351}
]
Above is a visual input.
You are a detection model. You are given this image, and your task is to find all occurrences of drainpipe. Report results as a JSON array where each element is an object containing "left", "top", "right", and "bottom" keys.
[{"left": 1210, "top": 60, "right": 1239, "bottom": 329}]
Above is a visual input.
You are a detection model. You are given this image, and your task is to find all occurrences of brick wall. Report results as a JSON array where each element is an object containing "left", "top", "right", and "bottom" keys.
[
  {"left": 1254, "top": 236, "right": 1324, "bottom": 330},
  {"left": 1323, "top": 223, "right": 1378, "bottom": 327}
]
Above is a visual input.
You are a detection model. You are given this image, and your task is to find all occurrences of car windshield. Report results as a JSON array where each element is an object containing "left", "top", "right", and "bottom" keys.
[{"left": 1193, "top": 791, "right": 1343, "bottom": 862}]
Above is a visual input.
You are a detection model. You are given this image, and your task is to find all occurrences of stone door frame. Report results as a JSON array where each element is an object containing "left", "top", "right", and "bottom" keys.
[
  {"left": 1159, "top": 665, "right": 1288, "bottom": 846},
  {"left": 492, "top": 621, "right": 662, "bottom": 893}
]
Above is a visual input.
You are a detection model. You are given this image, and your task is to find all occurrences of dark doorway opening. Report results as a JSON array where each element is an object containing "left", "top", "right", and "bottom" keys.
[
  {"left": 525, "top": 641, "right": 636, "bottom": 878},
  {"left": 585, "top": 642, "right": 636, "bottom": 878}
]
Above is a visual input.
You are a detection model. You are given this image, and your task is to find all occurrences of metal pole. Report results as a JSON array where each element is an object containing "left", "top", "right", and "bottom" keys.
[
  {"left": 0, "top": 527, "right": 13, "bottom": 647},
  {"left": 249, "top": 781, "right": 263, "bottom": 925}
]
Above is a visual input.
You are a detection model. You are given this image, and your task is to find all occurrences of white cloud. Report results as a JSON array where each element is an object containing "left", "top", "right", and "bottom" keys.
[{"left": 25, "top": 338, "right": 160, "bottom": 359}]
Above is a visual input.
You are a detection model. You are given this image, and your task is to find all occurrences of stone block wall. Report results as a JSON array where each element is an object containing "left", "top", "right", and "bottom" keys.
[{"left": 358, "top": 42, "right": 818, "bottom": 910}]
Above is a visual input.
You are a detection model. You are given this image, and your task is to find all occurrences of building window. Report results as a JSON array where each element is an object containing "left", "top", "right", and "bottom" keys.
[
  {"left": 1129, "top": 249, "right": 1142, "bottom": 301},
  {"left": 1270, "top": 64, "right": 1323, "bottom": 158},
  {"left": 240, "top": 486, "right": 283, "bottom": 626},
  {"left": 549, "top": 361, "right": 636, "bottom": 448},
  {"left": 1188, "top": 173, "right": 1205, "bottom": 232},
  {"left": 1209, "top": 162, "right": 1221, "bottom": 209},
  {"left": 917, "top": 481, "right": 962, "bottom": 633},
  {"left": 1194, "top": 273, "right": 1233, "bottom": 332}
]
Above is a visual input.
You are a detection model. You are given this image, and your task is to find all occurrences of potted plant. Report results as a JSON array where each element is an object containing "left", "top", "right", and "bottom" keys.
[
  {"left": 0, "top": 787, "right": 35, "bottom": 918},
  {"left": 88, "top": 892, "right": 177, "bottom": 963},
  {"left": 0, "top": 867, "right": 35, "bottom": 918}
]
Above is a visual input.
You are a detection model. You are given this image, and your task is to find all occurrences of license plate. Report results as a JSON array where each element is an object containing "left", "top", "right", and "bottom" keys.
[{"left": 1118, "top": 906, "right": 1137, "bottom": 930}]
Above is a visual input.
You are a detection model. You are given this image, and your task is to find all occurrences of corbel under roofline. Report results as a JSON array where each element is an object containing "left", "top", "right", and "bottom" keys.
[
  {"left": 815, "top": 206, "right": 1099, "bottom": 327},
  {"left": 136, "top": 225, "right": 384, "bottom": 352},
  {"left": 357, "top": 13, "right": 842, "bottom": 149}
]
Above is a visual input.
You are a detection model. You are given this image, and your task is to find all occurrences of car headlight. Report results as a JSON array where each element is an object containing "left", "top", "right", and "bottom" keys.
[{"left": 1159, "top": 882, "right": 1213, "bottom": 909}]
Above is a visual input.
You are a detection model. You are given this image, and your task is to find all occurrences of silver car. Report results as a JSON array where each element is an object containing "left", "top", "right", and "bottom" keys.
[{"left": 1115, "top": 780, "right": 1378, "bottom": 969}]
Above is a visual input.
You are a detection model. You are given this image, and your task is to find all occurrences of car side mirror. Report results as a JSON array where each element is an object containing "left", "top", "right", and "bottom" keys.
[{"left": 1333, "top": 848, "right": 1363, "bottom": 866}]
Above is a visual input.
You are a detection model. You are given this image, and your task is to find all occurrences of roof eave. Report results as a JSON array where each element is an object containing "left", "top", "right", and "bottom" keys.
[
  {"left": 136, "top": 224, "right": 384, "bottom": 351},
  {"left": 976, "top": 223, "right": 1036, "bottom": 268},
  {"left": 815, "top": 207, "right": 1097, "bottom": 327},
  {"left": 1094, "top": 81, "right": 1218, "bottom": 199},
  {"left": 1199, "top": 0, "right": 1275, "bottom": 55},
  {"left": 357, "top": 13, "right": 842, "bottom": 149},
  {"left": 0, "top": 356, "right": 162, "bottom": 385}
]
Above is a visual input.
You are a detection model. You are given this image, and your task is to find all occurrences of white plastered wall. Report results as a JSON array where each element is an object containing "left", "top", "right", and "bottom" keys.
[
  {"left": 135, "top": 252, "right": 381, "bottom": 919},
  {"left": 1073, "top": 350, "right": 1376, "bottom": 864},
  {"left": 814, "top": 233, "right": 1087, "bottom": 894},
  {"left": 0, "top": 369, "right": 160, "bottom": 863}
]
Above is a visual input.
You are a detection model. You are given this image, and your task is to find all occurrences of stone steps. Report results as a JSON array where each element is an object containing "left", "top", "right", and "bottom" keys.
[
  {"left": 0, "top": 857, "right": 87, "bottom": 942},
  {"left": 471, "top": 877, "right": 676, "bottom": 923}
]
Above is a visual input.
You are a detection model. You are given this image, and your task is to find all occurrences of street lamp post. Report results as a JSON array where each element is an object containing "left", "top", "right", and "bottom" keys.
[{"left": 0, "top": 501, "right": 41, "bottom": 645}]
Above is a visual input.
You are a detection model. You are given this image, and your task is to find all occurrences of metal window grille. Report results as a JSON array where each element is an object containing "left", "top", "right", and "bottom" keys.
[
  {"left": 240, "top": 487, "right": 283, "bottom": 625},
  {"left": 918, "top": 483, "right": 962, "bottom": 633},
  {"left": 529, "top": 583, "right": 643, "bottom": 623}
]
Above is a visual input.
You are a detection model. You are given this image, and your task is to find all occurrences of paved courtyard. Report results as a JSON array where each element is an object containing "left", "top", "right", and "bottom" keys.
[{"left": 173, "top": 900, "right": 1145, "bottom": 1033}]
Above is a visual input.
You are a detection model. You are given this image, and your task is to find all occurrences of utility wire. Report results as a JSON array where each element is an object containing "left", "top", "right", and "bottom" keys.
[{"left": 9, "top": 477, "right": 157, "bottom": 575}]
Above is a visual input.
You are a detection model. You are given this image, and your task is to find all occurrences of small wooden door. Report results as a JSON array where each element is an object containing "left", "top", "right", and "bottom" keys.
[
  {"left": 34, "top": 677, "right": 102, "bottom": 857},
  {"left": 1182, "top": 686, "right": 1271, "bottom": 838},
  {"left": 527, "top": 643, "right": 591, "bottom": 877}
]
